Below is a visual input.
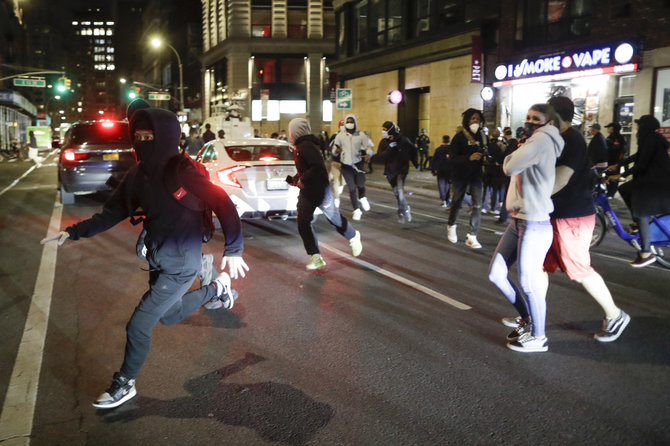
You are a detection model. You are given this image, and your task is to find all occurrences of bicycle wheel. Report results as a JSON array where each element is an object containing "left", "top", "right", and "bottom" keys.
[
  {"left": 591, "top": 210, "right": 608, "bottom": 248},
  {"left": 652, "top": 245, "right": 670, "bottom": 268}
]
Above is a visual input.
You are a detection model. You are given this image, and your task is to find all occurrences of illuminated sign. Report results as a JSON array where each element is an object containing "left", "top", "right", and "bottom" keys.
[
  {"left": 493, "top": 41, "right": 640, "bottom": 87},
  {"left": 388, "top": 90, "right": 403, "bottom": 104}
]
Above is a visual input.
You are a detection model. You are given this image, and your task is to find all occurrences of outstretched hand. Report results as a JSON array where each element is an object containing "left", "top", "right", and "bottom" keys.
[
  {"left": 221, "top": 255, "right": 249, "bottom": 280},
  {"left": 40, "top": 231, "right": 70, "bottom": 246}
]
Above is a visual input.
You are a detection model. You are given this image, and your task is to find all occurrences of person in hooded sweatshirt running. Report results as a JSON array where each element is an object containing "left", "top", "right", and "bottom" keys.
[
  {"left": 41, "top": 102, "right": 249, "bottom": 409},
  {"left": 375, "top": 121, "right": 419, "bottom": 223},
  {"left": 487, "top": 103, "right": 564, "bottom": 353},
  {"left": 286, "top": 118, "right": 362, "bottom": 270},
  {"left": 332, "top": 114, "right": 375, "bottom": 221}
]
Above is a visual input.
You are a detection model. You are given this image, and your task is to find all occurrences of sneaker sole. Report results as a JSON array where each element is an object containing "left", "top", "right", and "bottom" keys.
[
  {"left": 92, "top": 386, "right": 137, "bottom": 409},
  {"left": 594, "top": 315, "right": 631, "bottom": 343},
  {"left": 502, "top": 317, "right": 521, "bottom": 328},
  {"left": 507, "top": 342, "right": 548, "bottom": 353},
  {"left": 631, "top": 257, "right": 656, "bottom": 268}
]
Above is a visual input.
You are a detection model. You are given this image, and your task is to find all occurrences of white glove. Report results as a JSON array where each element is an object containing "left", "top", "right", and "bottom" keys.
[
  {"left": 221, "top": 255, "right": 249, "bottom": 280},
  {"left": 40, "top": 231, "right": 70, "bottom": 246}
]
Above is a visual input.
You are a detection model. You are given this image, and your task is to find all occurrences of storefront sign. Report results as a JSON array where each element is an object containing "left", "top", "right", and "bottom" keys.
[
  {"left": 471, "top": 35, "right": 483, "bottom": 84},
  {"left": 493, "top": 41, "right": 640, "bottom": 87}
]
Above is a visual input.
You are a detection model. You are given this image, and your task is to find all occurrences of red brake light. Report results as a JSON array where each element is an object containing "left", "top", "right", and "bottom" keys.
[
  {"left": 101, "top": 122, "right": 114, "bottom": 128},
  {"left": 217, "top": 165, "right": 246, "bottom": 189},
  {"left": 62, "top": 148, "right": 89, "bottom": 163},
  {"left": 259, "top": 155, "right": 279, "bottom": 162}
]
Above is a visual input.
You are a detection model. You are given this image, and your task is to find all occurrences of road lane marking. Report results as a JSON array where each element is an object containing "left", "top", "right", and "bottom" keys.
[
  {"left": 0, "top": 165, "right": 37, "bottom": 198},
  {"left": 0, "top": 201, "right": 62, "bottom": 445},
  {"left": 320, "top": 242, "right": 472, "bottom": 310}
]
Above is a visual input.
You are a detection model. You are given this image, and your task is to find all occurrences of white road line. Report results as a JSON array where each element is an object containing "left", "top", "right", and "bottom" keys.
[
  {"left": 0, "top": 165, "right": 37, "bottom": 198},
  {"left": 0, "top": 201, "right": 62, "bottom": 445},
  {"left": 320, "top": 242, "right": 472, "bottom": 310}
]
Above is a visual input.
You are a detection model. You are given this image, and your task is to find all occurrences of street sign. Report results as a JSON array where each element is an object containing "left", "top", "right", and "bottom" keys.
[
  {"left": 13, "top": 78, "right": 46, "bottom": 88},
  {"left": 148, "top": 92, "right": 171, "bottom": 101},
  {"left": 336, "top": 88, "right": 352, "bottom": 109}
]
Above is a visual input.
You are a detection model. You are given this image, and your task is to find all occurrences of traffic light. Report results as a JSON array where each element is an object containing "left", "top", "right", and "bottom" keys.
[
  {"left": 56, "top": 76, "right": 69, "bottom": 93},
  {"left": 128, "top": 86, "right": 141, "bottom": 99}
]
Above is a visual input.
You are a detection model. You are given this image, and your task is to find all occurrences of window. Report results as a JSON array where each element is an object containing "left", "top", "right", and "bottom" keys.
[
  {"left": 518, "top": 0, "right": 591, "bottom": 47},
  {"left": 414, "top": 0, "right": 432, "bottom": 37},
  {"left": 355, "top": 1, "right": 368, "bottom": 53},
  {"left": 386, "top": 1, "right": 403, "bottom": 44}
]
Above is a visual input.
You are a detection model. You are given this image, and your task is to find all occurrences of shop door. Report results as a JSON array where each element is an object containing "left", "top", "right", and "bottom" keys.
[
  {"left": 614, "top": 97, "right": 634, "bottom": 155},
  {"left": 398, "top": 88, "right": 421, "bottom": 142}
]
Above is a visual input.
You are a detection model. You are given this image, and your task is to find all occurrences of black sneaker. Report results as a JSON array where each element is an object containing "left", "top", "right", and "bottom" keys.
[
  {"left": 92, "top": 372, "right": 136, "bottom": 409},
  {"left": 594, "top": 310, "right": 631, "bottom": 342},
  {"left": 630, "top": 253, "right": 656, "bottom": 268},
  {"left": 506, "top": 319, "right": 532, "bottom": 341}
]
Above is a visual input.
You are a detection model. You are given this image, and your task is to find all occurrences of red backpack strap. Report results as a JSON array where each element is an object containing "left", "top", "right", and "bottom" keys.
[{"left": 164, "top": 154, "right": 205, "bottom": 211}]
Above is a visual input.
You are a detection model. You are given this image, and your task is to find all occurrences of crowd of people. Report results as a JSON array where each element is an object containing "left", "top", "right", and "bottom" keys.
[{"left": 39, "top": 96, "right": 670, "bottom": 410}]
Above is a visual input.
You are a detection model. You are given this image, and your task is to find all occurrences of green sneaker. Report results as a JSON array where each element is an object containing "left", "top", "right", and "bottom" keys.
[{"left": 306, "top": 254, "right": 326, "bottom": 270}]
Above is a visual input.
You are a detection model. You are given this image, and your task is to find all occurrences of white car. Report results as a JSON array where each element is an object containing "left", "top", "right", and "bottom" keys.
[{"left": 195, "top": 138, "right": 300, "bottom": 219}]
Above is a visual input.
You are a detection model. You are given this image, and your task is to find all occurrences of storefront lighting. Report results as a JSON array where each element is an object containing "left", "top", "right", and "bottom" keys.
[
  {"left": 614, "top": 43, "right": 634, "bottom": 64},
  {"left": 480, "top": 87, "right": 494, "bottom": 102}
]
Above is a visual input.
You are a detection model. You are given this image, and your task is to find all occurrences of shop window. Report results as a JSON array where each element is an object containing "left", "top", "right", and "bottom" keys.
[
  {"left": 280, "top": 59, "right": 305, "bottom": 84},
  {"left": 252, "top": 7, "right": 272, "bottom": 37},
  {"left": 287, "top": 8, "right": 308, "bottom": 38},
  {"left": 255, "top": 59, "right": 277, "bottom": 83}
]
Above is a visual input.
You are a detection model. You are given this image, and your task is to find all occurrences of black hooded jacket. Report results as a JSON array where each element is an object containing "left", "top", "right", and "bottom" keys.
[
  {"left": 450, "top": 128, "right": 487, "bottom": 182},
  {"left": 376, "top": 134, "right": 418, "bottom": 176},
  {"left": 292, "top": 134, "right": 330, "bottom": 203},
  {"left": 65, "top": 108, "right": 243, "bottom": 256}
]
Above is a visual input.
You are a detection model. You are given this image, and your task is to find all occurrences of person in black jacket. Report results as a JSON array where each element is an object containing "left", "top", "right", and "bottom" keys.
[
  {"left": 608, "top": 115, "right": 670, "bottom": 267},
  {"left": 41, "top": 103, "right": 249, "bottom": 409},
  {"left": 376, "top": 121, "right": 419, "bottom": 223},
  {"left": 604, "top": 122, "right": 627, "bottom": 198},
  {"left": 286, "top": 118, "right": 362, "bottom": 270},
  {"left": 431, "top": 135, "right": 452, "bottom": 208},
  {"left": 587, "top": 123, "right": 608, "bottom": 172},
  {"left": 447, "top": 108, "right": 488, "bottom": 249}
]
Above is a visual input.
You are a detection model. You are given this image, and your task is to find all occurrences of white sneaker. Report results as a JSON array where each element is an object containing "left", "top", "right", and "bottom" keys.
[
  {"left": 360, "top": 197, "right": 371, "bottom": 211},
  {"left": 465, "top": 234, "right": 482, "bottom": 249},
  {"left": 334, "top": 198, "right": 340, "bottom": 208},
  {"left": 352, "top": 208, "right": 362, "bottom": 221},
  {"left": 441, "top": 201, "right": 448, "bottom": 208},
  {"left": 447, "top": 225, "right": 457, "bottom": 243},
  {"left": 349, "top": 231, "right": 362, "bottom": 257},
  {"left": 507, "top": 333, "right": 548, "bottom": 353}
]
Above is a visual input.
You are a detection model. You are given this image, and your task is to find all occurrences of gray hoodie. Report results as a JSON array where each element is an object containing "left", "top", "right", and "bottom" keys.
[
  {"left": 332, "top": 113, "right": 374, "bottom": 165},
  {"left": 503, "top": 125, "right": 564, "bottom": 221}
]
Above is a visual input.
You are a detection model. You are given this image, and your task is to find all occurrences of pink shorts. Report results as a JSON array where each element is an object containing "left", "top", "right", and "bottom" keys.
[{"left": 544, "top": 215, "right": 596, "bottom": 280}]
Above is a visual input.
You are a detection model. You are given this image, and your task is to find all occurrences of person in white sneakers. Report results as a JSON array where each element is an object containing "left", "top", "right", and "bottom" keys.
[
  {"left": 287, "top": 118, "right": 363, "bottom": 270},
  {"left": 446, "top": 108, "right": 489, "bottom": 249},
  {"left": 332, "top": 114, "right": 375, "bottom": 221},
  {"left": 487, "top": 103, "right": 564, "bottom": 353}
]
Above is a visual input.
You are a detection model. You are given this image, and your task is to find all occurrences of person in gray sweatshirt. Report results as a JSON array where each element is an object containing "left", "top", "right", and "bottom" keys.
[{"left": 488, "top": 103, "right": 564, "bottom": 353}]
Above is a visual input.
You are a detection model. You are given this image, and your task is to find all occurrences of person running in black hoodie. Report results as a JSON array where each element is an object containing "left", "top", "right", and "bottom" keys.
[
  {"left": 376, "top": 121, "right": 419, "bottom": 223},
  {"left": 286, "top": 118, "right": 362, "bottom": 270},
  {"left": 41, "top": 102, "right": 249, "bottom": 409}
]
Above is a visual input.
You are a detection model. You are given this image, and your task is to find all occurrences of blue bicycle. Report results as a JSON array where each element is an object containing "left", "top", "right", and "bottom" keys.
[{"left": 591, "top": 182, "right": 670, "bottom": 268}]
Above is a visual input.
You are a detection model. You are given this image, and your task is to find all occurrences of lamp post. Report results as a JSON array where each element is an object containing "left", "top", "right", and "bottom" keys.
[{"left": 150, "top": 37, "right": 184, "bottom": 112}]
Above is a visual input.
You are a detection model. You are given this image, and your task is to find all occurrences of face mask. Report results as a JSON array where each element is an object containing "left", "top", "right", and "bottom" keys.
[
  {"left": 523, "top": 121, "right": 545, "bottom": 138},
  {"left": 345, "top": 123, "right": 355, "bottom": 130},
  {"left": 382, "top": 130, "right": 389, "bottom": 139},
  {"left": 469, "top": 123, "right": 480, "bottom": 133}
]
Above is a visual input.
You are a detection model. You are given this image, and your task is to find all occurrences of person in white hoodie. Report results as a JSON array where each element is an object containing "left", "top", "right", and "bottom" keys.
[
  {"left": 488, "top": 103, "right": 564, "bottom": 353},
  {"left": 332, "top": 114, "right": 375, "bottom": 220}
]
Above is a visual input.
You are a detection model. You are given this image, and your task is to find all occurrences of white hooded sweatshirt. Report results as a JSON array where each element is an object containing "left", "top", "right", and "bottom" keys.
[
  {"left": 332, "top": 113, "right": 374, "bottom": 166},
  {"left": 503, "top": 124, "right": 564, "bottom": 221}
]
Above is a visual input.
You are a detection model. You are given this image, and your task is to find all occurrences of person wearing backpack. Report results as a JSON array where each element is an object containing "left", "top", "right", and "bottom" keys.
[{"left": 41, "top": 103, "right": 249, "bottom": 410}]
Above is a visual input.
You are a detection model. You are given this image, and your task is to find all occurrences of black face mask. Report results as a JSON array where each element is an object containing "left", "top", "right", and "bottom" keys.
[{"left": 523, "top": 121, "right": 545, "bottom": 138}]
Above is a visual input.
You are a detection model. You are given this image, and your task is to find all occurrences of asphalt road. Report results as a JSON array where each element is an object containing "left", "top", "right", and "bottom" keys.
[{"left": 1, "top": 156, "right": 669, "bottom": 445}]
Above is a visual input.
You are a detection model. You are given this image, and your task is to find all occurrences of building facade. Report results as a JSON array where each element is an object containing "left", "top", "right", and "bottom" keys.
[
  {"left": 200, "top": 0, "right": 335, "bottom": 136},
  {"left": 493, "top": 0, "right": 670, "bottom": 153}
]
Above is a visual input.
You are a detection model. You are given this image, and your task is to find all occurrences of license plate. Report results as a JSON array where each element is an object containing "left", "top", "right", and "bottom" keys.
[
  {"left": 266, "top": 178, "right": 288, "bottom": 191},
  {"left": 103, "top": 153, "right": 119, "bottom": 160}
]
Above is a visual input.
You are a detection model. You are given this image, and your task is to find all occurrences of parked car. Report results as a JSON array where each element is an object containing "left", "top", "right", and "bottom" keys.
[
  {"left": 195, "top": 138, "right": 299, "bottom": 219},
  {"left": 57, "top": 120, "right": 136, "bottom": 204}
]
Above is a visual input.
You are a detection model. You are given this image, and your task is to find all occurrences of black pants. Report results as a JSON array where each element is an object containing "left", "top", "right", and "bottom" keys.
[
  {"left": 297, "top": 186, "right": 355, "bottom": 255},
  {"left": 618, "top": 181, "right": 652, "bottom": 252},
  {"left": 120, "top": 245, "right": 216, "bottom": 378}
]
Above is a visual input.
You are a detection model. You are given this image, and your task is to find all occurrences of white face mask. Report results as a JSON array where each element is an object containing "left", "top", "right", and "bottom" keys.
[
  {"left": 382, "top": 130, "right": 389, "bottom": 139},
  {"left": 345, "top": 123, "right": 355, "bottom": 130},
  {"left": 469, "top": 123, "right": 480, "bottom": 133}
]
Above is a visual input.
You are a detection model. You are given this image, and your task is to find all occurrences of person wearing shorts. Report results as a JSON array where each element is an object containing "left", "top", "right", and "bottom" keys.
[{"left": 544, "top": 96, "right": 630, "bottom": 343}]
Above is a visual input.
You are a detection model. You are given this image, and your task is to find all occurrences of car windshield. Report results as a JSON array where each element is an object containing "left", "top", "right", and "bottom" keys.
[
  {"left": 225, "top": 145, "right": 293, "bottom": 162},
  {"left": 70, "top": 123, "right": 131, "bottom": 145}
]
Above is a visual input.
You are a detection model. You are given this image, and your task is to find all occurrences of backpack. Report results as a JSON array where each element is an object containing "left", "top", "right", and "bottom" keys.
[{"left": 163, "top": 154, "right": 215, "bottom": 243}]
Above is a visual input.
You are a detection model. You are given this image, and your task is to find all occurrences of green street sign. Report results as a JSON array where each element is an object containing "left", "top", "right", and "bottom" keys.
[
  {"left": 336, "top": 88, "right": 352, "bottom": 109},
  {"left": 13, "top": 78, "right": 46, "bottom": 88},
  {"left": 148, "top": 92, "right": 171, "bottom": 101}
]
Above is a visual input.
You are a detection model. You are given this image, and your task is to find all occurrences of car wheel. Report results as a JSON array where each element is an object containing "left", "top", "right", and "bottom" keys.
[{"left": 60, "top": 183, "right": 75, "bottom": 205}]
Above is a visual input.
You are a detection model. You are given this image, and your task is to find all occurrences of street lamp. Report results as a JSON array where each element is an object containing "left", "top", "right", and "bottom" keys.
[{"left": 150, "top": 36, "right": 184, "bottom": 112}]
